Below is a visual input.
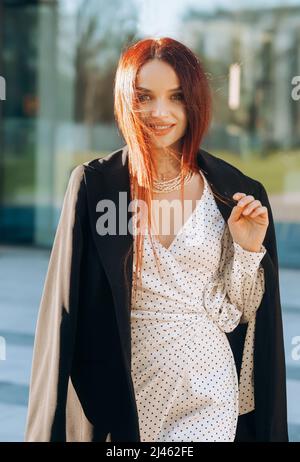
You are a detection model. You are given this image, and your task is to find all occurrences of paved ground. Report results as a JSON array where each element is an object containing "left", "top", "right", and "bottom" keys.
[{"left": 0, "top": 245, "right": 299, "bottom": 442}]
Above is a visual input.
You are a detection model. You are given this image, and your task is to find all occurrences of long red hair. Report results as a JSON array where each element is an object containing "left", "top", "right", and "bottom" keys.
[{"left": 113, "top": 36, "right": 212, "bottom": 308}]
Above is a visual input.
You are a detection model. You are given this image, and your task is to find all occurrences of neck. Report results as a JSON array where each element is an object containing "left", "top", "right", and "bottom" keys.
[{"left": 152, "top": 141, "right": 183, "bottom": 180}]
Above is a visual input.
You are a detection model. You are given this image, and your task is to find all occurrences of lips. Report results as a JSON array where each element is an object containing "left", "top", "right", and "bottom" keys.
[{"left": 150, "top": 124, "right": 176, "bottom": 135}]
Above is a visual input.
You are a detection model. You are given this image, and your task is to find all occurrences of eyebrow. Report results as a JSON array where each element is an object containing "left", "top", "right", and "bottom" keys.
[{"left": 136, "top": 86, "right": 182, "bottom": 92}]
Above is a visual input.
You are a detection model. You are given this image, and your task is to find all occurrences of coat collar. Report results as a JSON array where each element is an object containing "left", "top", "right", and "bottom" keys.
[{"left": 84, "top": 144, "right": 257, "bottom": 368}]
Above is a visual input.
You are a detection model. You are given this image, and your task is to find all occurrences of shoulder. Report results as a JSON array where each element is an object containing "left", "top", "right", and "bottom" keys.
[
  {"left": 64, "top": 147, "right": 124, "bottom": 210},
  {"left": 82, "top": 146, "right": 124, "bottom": 173},
  {"left": 199, "top": 147, "right": 266, "bottom": 195},
  {"left": 67, "top": 146, "right": 124, "bottom": 180},
  {"left": 66, "top": 146, "right": 123, "bottom": 190}
]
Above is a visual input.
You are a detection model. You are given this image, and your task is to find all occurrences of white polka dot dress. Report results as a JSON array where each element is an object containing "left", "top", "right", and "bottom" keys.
[{"left": 130, "top": 170, "right": 266, "bottom": 442}]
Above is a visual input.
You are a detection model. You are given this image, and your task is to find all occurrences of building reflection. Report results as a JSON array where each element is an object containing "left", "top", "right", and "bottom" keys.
[{"left": 0, "top": 0, "right": 299, "bottom": 268}]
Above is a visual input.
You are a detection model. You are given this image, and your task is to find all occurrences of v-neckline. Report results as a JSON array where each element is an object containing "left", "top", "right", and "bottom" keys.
[{"left": 149, "top": 169, "right": 208, "bottom": 254}]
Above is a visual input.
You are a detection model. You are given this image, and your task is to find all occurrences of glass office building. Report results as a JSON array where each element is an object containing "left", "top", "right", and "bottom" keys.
[{"left": 0, "top": 0, "right": 299, "bottom": 267}]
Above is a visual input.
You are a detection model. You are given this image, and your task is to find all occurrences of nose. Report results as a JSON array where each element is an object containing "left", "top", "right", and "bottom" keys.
[{"left": 151, "top": 99, "right": 170, "bottom": 117}]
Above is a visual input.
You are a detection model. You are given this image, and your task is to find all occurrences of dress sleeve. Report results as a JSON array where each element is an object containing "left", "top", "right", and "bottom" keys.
[{"left": 203, "top": 224, "right": 266, "bottom": 333}]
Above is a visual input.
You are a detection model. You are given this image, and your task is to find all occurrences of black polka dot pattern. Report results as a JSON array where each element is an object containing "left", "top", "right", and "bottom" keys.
[{"left": 130, "top": 170, "right": 266, "bottom": 442}]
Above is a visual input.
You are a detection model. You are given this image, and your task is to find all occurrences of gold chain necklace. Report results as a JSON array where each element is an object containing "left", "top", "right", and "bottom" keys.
[{"left": 151, "top": 170, "right": 194, "bottom": 193}]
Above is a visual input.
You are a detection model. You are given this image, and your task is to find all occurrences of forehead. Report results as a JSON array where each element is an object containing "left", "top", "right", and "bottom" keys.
[{"left": 136, "top": 59, "right": 180, "bottom": 91}]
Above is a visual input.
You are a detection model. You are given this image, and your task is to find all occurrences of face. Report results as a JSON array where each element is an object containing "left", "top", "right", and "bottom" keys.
[{"left": 135, "top": 59, "right": 188, "bottom": 154}]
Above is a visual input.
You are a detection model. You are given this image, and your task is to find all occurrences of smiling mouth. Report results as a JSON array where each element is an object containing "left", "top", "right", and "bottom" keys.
[{"left": 150, "top": 124, "right": 175, "bottom": 135}]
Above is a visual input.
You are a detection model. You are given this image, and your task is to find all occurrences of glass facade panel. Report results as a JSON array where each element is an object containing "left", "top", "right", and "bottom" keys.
[{"left": 1, "top": 0, "right": 299, "bottom": 264}]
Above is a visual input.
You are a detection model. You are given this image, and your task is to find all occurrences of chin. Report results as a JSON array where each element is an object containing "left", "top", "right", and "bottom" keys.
[{"left": 154, "top": 136, "right": 183, "bottom": 150}]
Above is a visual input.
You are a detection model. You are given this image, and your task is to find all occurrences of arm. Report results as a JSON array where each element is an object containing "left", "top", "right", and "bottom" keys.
[
  {"left": 224, "top": 240, "right": 266, "bottom": 324},
  {"left": 203, "top": 223, "right": 266, "bottom": 333}
]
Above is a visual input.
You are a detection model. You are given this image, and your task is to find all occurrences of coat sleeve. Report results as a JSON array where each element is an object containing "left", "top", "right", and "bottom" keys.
[
  {"left": 253, "top": 181, "right": 289, "bottom": 441},
  {"left": 24, "top": 165, "right": 86, "bottom": 442},
  {"left": 203, "top": 223, "right": 266, "bottom": 333}
]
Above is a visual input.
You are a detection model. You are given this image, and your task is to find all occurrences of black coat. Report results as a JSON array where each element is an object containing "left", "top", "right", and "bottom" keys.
[{"left": 25, "top": 145, "right": 289, "bottom": 442}]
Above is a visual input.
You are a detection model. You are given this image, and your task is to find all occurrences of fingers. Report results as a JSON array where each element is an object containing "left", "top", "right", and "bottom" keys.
[
  {"left": 229, "top": 193, "right": 269, "bottom": 224},
  {"left": 240, "top": 199, "right": 262, "bottom": 216},
  {"left": 232, "top": 192, "right": 246, "bottom": 200},
  {"left": 234, "top": 194, "right": 256, "bottom": 209},
  {"left": 248, "top": 205, "right": 268, "bottom": 218},
  {"left": 232, "top": 193, "right": 263, "bottom": 216}
]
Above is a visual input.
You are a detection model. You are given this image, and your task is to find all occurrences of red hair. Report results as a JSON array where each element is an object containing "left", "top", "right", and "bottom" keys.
[{"left": 113, "top": 36, "right": 212, "bottom": 307}]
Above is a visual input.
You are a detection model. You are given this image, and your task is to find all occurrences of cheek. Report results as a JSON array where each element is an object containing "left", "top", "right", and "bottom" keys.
[
  {"left": 178, "top": 108, "right": 188, "bottom": 127},
  {"left": 177, "top": 111, "right": 188, "bottom": 132}
]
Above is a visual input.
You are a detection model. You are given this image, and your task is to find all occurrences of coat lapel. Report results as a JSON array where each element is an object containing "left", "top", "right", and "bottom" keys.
[{"left": 85, "top": 145, "right": 256, "bottom": 371}]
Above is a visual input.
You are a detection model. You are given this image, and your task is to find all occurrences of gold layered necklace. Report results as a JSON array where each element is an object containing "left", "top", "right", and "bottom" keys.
[{"left": 151, "top": 169, "right": 194, "bottom": 193}]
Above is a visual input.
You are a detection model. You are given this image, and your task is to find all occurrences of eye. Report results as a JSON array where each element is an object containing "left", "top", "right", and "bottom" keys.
[
  {"left": 172, "top": 92, "right": 184, "bottom": 101},
  {"left": 136, "top": 92, "right": 184, "bottom": 103},
  {"left": 137, "top": 94, "right": 150, "bottom": 102}
]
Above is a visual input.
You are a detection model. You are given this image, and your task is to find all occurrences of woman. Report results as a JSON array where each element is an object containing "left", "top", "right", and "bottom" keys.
[{"left": 25, "top": 37, "right": 288, "bottom": 442}]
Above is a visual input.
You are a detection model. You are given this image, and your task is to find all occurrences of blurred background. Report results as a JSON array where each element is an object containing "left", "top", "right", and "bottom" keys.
[{"left": 0, "top": 0, "right": 299, "bottom": 441}]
